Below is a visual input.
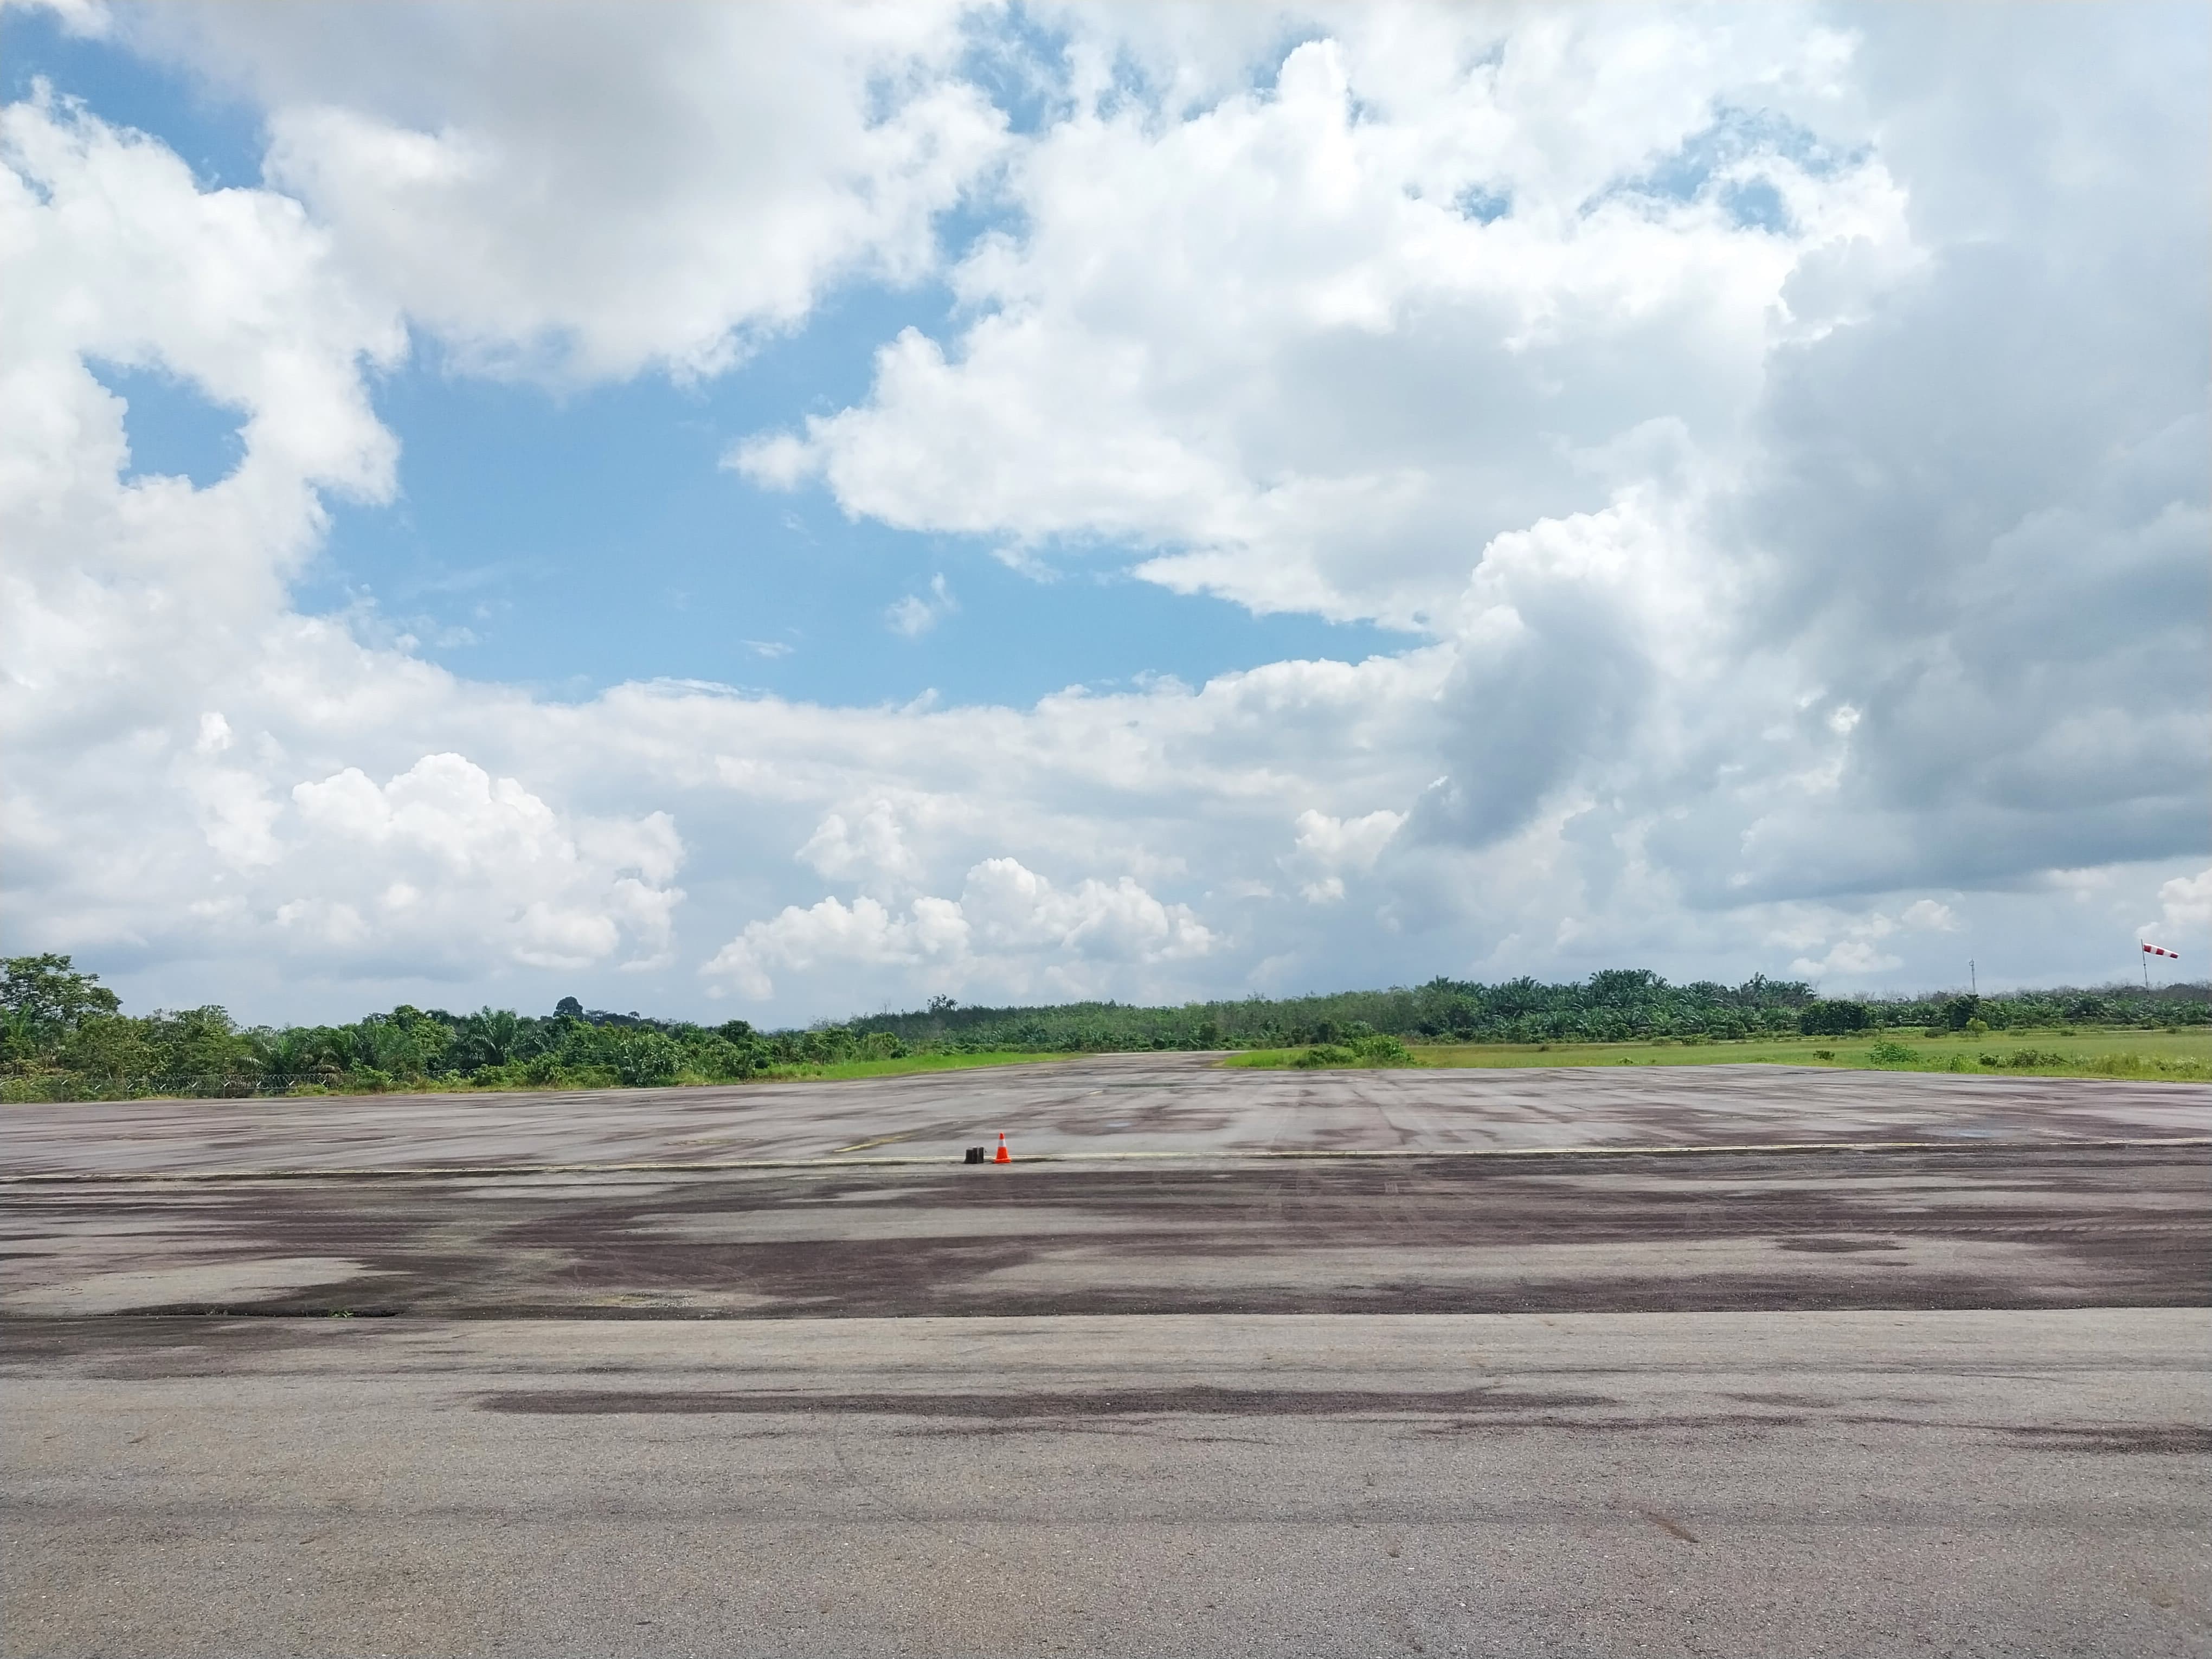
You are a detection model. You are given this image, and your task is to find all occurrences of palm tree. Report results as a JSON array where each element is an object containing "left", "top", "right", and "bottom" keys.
[{"left": 453, "top": 1007, "right": 525, "bottom": 1072}]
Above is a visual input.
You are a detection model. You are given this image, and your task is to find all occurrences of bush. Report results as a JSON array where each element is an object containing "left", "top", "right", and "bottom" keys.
[
  {"left": 1352, "top": 1033, "right": 1413, "bottom": 1064},
  {"left": 520, "top": 1053, "right": 564, "bottom": 1086},
  {"left": 614, "top": 1032, "right": 683, "bottom": 1086},
  {"left": 1799, "top": 1000, "right": 1870, "bottom": 1036},
  {"left": 1867, "top": 1039, "right": 1918, "bottom": 1066},
  {"left": 1288, "top": 1034, "right": 1414, "bottom": 1068}
]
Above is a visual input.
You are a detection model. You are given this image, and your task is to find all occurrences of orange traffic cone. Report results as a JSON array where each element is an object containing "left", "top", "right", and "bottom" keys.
[{"left": 994, "top": 1133, "right": 1011, "bottom": 1163}]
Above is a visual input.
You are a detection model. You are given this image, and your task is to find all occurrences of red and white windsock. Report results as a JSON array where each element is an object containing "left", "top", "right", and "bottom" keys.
[{"left": 2143, "top": 943, "right": 2181, "bottom": 960}]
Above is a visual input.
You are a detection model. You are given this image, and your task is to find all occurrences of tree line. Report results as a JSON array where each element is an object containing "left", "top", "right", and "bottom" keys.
[
  {"left": 851, "top": 968, "right": 2205, "bottom": 1051},
  {"left": 0, "top": 956, "right": 878, "bottom": 1101},
  {"left": 1, "top": 953, "right": 2201, "bottom": 1102}
]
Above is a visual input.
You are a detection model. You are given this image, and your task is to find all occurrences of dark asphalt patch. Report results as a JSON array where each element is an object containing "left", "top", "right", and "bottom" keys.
[
  {"left": 1996, "top": 1424, "right": 2212, "bottom": 1455},
  {"left": 6, "top": 1146, "right": 2205, "bottom": 1320},
  {"left": 479, "top": 1385, "right": 1618, "bottom": 1418}
]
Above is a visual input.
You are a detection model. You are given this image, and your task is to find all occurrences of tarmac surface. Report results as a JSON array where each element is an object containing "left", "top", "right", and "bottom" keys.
[
  {"left": 5, "top": 1053, "right": 2206, "bottom": 1175},
  {"left": 5, "top": 1055, "right": 2209, "bottom": 1655}
]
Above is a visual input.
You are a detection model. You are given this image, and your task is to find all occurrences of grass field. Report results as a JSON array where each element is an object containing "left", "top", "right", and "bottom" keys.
[
  {"left": 5, "top": 1050, "right": 1088, "bottom": 1103},
  {"left": 747, "top": 1050, "right": 1078, "bottom": 1083},
  {"left": 1223, "top": 1027, "right": 2212, "bottom": 1082}
]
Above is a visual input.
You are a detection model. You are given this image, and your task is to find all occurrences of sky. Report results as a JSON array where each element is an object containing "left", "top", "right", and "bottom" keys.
[{"left": 2, "top": 1, "right": 2206, "bottom": 1027}]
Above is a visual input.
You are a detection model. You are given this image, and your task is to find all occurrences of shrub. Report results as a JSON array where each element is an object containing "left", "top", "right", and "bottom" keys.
[
  {"left": 615, "top": 1032, "right": 683, "bottom": 1086},
  {"left": 1351, "top": 1033, "right": 1414, "bottom": 1064},
  {"left": 1799, "top": 1000, "right": 1870, "bottom": 1036},
  {"left": 2080, "top": 1051, "right": 2212, "bottom": 1080},
  {"left": 1867, "top": 1039, "right": 1918, "bottom": 1066}
]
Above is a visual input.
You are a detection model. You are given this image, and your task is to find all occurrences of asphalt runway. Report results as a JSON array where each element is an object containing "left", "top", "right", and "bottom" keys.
[
  {"left": 7, "top": 1052, "right": 2207, "bottom": 1175},
  {"left": 5, "top": 1057, "right": 2209, "bottom": 1656}
]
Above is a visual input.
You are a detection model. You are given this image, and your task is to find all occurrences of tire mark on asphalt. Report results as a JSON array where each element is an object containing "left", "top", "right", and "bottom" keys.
[{"left": 8, "top": 1135, "right": 2203, "bottom": 1185}]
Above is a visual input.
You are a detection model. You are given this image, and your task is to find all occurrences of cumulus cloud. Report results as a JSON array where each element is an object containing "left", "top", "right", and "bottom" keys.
[
  {"left": 1900, "top": 899, "right": 1958, "bottom": 933},
  {"left": 796, "top": 799, "right": 927, "bottom": 895},
  {"left": 281, "top": 755, "right": 683, "bottom": 972},
  {"left": 2149, "top": 869, "right": 2211, "bottom": 942},
  {"left": 119, "top": 3, "right": 1005, "bottom": 381},
  {"left": 730, "top": 5, "right": 2208, "bottom": 935},
  {"left": 3, "top": 8, "right": 2205, "bottom": 1022},
  {"left": 1289, "top": 807, "right": 1405, "bottom": 903},
  {"left": 736, "top": 12, "right": 1915, "bottom": 626},
  {"left": 1, "top": 97, "right": 677, "bottom": 990},
  {"left": 704, "top": 856, "right": 1212, "bottom": 1001},
  {"left": 1786, "top": 910, "right": 1901, "bottom": 983}
]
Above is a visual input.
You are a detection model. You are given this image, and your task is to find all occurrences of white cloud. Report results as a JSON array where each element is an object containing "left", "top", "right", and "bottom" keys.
[
  {"left": 5, "top": 0, "right": 110, "bottom": 39},
  {"left": 1293, "top": 808, "right": 1405, "bottom": 870},
  {"left": 797, "top": 799, "right": 926, "bottom": 894},
  {"left": 1900, "top": 899, "right": 1959, "bottom": 933},
  {"left": 123, "top": 4, "right": 1005, "bottom": 381},
  {"left": 704, "top": 856, "right": 1212, "bottom": 1001},
  {"left": 0, "top": 96, "right": 682, "bottom": 985},
  {"left": 961, "top": 857, "right": 1214, "bottom": 963},
  {"left": 3, "top": 10, "right": 2205, "bottom": 1023},
  {"left": 728, "top": 7, "right": 2207, "bottom": 928},
  {"left": 276, "top": 754, "right": 683, "bottom": 973},
  {"left": 885, "top": 573, "right": 957, "bottom": 638},
  {"left": 192, "top": 711, "right": 234, "bottom": 755},
  {"left": 1791, "top": 936, "right": 1902, "bottom": 982},
  {"left": 702, "top": 893, "right": 962, "bottom": 1000},
  {"left": 736, "top": 14, "right": 1917, "bottom": 626},
  {"left": 1288, "top": 807, "right": 1404, "bottom": 903},
  {"left": 2150, "top": 868, "right": 2211, "bottom": 941}
]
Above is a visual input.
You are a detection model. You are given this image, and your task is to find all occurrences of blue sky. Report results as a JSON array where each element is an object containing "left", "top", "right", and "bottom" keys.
[
  {"left": 3, "top": 2, "right": 2205, "bottom": 1023},
  {"left": 17, "top": 7, "right": 1400, "bottom": 711}
]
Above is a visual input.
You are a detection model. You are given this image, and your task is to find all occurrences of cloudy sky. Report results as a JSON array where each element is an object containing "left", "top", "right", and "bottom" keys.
[{"left": 3, "top": 1, "right": 2205, "bottom": 1025}]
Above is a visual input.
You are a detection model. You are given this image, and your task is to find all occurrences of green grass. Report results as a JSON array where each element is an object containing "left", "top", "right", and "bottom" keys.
[
  {"left": 744, "top": 1050, "right": 1079, "bottom": 1083},
  {"left": 2, "top": 1049, "right": 1084, "bottom": 1103},
  {"left": 396, "top": 1048, "right": 1081, "bottom": 1088},
  {"left": 1223, "top": 1027, "right": 2212, "bottom": 1082}
]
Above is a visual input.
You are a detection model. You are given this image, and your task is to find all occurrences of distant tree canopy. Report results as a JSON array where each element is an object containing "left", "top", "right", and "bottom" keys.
[
  {"left": 1, "top": 953, "right": 2201, "bottom": 1103},
  {"left": 1798, "top": 999, "right": 1871, "bottom": 1036},
  {"left": 1, "top": 953, "right": 120, "bottom": 1051}
]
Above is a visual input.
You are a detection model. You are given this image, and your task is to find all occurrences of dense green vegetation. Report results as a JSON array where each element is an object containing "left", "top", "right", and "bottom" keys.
[
  {"left": 0, "top": 956, "right": 908, "bottom": 1101},
  {"left": 2, "top": 953, "right": 2202, "bottom": 1102},
  {"left": 846, "top": 969, "right": 2204, "bottom": 1051},
  {"left": 1227, "top": 1026, "right": 2212, "bottom": 1083}
]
